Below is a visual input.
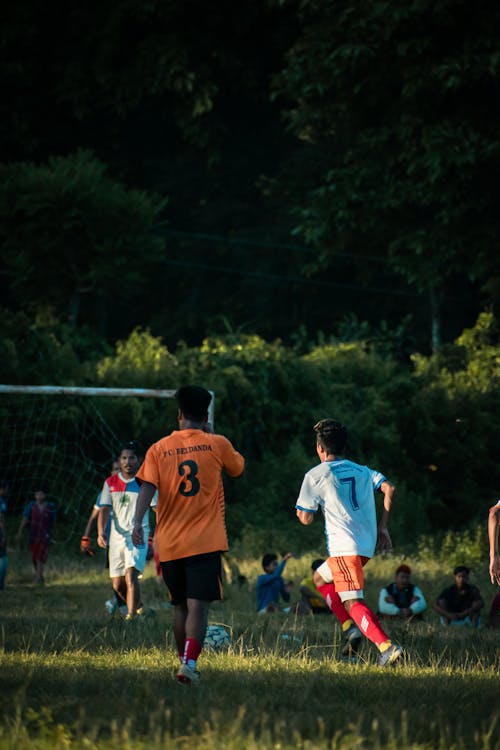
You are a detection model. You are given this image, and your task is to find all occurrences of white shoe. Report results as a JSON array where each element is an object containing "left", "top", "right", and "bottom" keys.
[{"left": 105, "top": 599, "right": 117, "bottom": 614}]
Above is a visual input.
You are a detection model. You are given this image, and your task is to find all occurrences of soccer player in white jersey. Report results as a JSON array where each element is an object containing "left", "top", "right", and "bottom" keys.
[
  {"left": 295, "top": 418, "right": 403, "bottom": 666},
  {"left": 97, "top": 441, "right": 157, "bottom": 619},
  {"left": 488, "top": 497, "right": 500, "bottom": 585}
]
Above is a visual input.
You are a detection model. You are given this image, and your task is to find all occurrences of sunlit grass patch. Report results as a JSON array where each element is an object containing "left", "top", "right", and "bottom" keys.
[{"left": 1, "top": 549, "right": 499, "bottom": 749}]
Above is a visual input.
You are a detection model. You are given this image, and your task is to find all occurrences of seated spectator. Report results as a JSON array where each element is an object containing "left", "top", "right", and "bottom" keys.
[
  {"left": 433, "top": 565, "right": 484, "bottom": 627},
  {"left": 298, "top": 559, "right": 332, "bottom": 615},
  {"left": 378, "top": 564, "right": 427, "bottom": 621},
  {"left": 256, "top": 552, "right": 294, "bottom": 613}
]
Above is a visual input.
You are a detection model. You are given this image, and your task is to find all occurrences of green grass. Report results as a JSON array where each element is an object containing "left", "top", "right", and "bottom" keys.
[{"left": 0, "top": 547, "right": 498, "bottom": 749}]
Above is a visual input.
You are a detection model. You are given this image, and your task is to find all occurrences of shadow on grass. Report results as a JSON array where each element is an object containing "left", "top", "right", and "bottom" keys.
[{"left": 0, "top": 653, "right": 498, "bottom": 749}]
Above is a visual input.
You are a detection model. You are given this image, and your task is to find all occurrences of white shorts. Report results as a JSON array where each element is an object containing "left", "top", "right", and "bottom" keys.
[{"left": 108, "top": 533, "right": 147, "bottom": 578}]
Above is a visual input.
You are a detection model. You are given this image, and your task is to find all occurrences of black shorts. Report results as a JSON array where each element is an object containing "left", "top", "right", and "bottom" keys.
[{"left": 161, "top": 551, "right": 223, "bottom": 604}]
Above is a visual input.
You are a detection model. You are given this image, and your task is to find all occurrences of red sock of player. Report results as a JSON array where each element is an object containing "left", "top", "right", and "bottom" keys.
[
  {"left": 349, "top": 601, "right": 389, "bottom": 647},
  {"left": 316, "top": 583, "right": 351, "bottom": 626},
  {"left": 183, "top": 637, "right": 202, "bottom": 669}
]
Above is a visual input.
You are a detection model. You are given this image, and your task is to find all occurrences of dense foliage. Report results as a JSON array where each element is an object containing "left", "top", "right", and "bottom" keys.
[
  {"left": 1, "top": 309, "right": 498, "bottom": 547},
  {"left": 1, "top": 1, "right": 498, "bottom": 347}
]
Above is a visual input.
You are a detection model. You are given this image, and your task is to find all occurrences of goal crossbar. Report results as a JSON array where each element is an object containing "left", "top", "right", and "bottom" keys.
[{"left": 0, "top": 385, "right": 215, "bottom": 423}]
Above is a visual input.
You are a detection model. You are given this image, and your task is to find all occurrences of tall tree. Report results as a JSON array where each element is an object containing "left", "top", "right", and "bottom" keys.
[
  {"left": 273, "top": 0, "right": 500, "bottom": 349},
  {"left": 0, "top": 150, "right": 166, "bottom": 334}
]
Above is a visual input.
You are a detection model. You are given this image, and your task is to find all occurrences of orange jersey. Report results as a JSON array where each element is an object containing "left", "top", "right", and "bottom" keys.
[{"left": 136, "top": 429, "right": 244, "bottom": 561}]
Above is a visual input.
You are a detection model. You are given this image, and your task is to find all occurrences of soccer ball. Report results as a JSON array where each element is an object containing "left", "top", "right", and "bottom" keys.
[{"left": 204, "top": 624, "right": 231, "bottom": 650}]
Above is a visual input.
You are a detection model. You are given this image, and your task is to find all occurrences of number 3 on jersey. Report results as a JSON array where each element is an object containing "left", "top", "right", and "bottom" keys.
[
  {"left": 340, "top": 476, "right": 359, "bottom": 511},
  {"left": 179, "top": 460, "right": 200, "bottom": 497}
]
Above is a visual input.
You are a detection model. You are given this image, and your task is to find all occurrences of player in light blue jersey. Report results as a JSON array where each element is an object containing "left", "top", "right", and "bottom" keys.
[{"left": 295, "top": 418, "right": 403, "bottom": 666}]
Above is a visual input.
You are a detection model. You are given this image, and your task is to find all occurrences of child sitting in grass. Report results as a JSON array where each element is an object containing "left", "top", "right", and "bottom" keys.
[{"left": 256, "top": 551, "right": 295, "bottom": 613}]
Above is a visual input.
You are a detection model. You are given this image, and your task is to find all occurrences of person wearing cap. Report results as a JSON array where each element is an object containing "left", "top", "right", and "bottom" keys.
[
  {"left": 132, "top": 385, "right": 244, "bottom": 686},
  {"left": 433, "top": 565, "right": 484, "bottom": 627},
  {"left": 378, "top": 564, "right": 427, "bottom": 621}
]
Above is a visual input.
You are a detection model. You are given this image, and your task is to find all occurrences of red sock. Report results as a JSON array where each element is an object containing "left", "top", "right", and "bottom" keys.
[
  {"left": 317, "top": 583, "right": 350, "bottom": 625},
  {"left": 349, "top": 601, "right": 389, "bottom": 647},
  {"left": 183, "top": 637, "right": 202, "bottom": 667}
]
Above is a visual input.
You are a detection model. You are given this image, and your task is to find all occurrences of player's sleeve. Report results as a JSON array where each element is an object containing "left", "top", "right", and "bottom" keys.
[
  {"left": 295, "top": 473, "right": 320, "bottom": 513},
  {"left": 369, "top": 469, "right": 387, "bottom": 491},
  {"left": 93, "top": 491, "right": 102, "bottom": 511},
  {"left": 410, "top": 586, "right": 427, "bottom": 615},
  {"left": 378, "top": 586, "right": 399, "bottom": 616},
  {"left": 218, "top": 436, "right": 245, "bottom": 477},
  {"left": 99, "top": 480, "right": 112, "bottom": 507}
]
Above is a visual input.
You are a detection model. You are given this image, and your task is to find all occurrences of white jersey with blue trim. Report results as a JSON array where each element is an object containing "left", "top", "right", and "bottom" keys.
[
  {"left": 99, "top": 472, "right": 157, "bottom": 539},
  {"left": 296, "top": 458, "right": 386, "bottom": 558}
]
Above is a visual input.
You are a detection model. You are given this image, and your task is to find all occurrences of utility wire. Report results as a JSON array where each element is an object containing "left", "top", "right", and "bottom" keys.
[
  {"left": 163, "top": 257, "right": 423, "bottom": 297},
  {"left": 158, "top": 227, "right": 386, "bottom": 263}
]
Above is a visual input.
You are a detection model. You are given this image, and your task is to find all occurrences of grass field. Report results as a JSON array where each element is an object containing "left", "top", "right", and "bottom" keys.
[{"left": 0, "top": 545, "right": 498, "bottom": 749}]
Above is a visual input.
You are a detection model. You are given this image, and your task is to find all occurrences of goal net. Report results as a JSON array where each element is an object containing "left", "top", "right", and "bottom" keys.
[{"left": 0, "top": 385, "right": 213, "bottom": 544}]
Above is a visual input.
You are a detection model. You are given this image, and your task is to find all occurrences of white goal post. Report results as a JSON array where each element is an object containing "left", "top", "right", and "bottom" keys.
[
  {"left": 0, "top": 385, "right": 215, "bottom": 424},
  {"left": 0, "top": 384, "right": 215, "bottom": 540}
]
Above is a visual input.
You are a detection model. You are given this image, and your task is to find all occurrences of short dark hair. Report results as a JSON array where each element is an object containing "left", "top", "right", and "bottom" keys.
[
  {"left": 311, "top": 559, "right": 324, "bottom": 571},
  {"left": 313, "top": 419, "right": 347, "bottom": 455},
  {"left": 453, "top": 565, "right": 470, "bottom": 576},
  {"left": 176, "top": 385, "right": 212, "bottom": 421},
  {"left": 262, "top": 552, "right": 278, "bottom": 570},
  {"left": 119, "top": 440, "right": 138, "bottom": 455}
]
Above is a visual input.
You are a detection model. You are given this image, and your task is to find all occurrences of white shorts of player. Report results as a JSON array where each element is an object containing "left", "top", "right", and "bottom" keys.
[
  {"left": 316, "top": 560, "right": 364, "bottom": 602},
  {"left": 108, "top": 533, "right": 148, "bottom": 578}
]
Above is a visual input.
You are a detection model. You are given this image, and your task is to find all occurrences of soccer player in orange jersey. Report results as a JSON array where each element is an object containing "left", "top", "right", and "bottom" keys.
[{"left": 132, "top": 385, "right": 244, "bottom": 685}]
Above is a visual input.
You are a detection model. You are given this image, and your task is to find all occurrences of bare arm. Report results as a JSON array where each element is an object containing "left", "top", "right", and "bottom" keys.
[
  {"left": 377, "top": 480, "right": 395, "bottom": 552},
  {"left": 83, "top": 506, "right": 100, "bottom": 538},
  {"left": 433, "top": 597, "right": 458, "bottom": 621},
  {"left": 97, "top": 506, "right": 110, "bottom": 548},
  {"left": 488, "top": 505, "right": 500, "bottom": 585},
  {"left": 132, "top": 482, "right": 157, "bottom": 547},
  {"left": 296, "top": 509, "right": 314, "bottom": 526}
]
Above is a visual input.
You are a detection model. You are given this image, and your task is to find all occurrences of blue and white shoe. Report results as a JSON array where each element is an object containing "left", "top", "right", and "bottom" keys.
[{"left": 378, "top": 643, "right": 403, "bottom": 667}]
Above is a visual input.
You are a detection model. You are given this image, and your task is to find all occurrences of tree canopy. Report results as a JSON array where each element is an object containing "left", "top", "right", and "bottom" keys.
[{"left": 0, "top": 0, "right": 498, "bottom": 348}]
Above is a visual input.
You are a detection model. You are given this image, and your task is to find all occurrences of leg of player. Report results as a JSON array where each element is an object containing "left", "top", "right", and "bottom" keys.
[
  {"left": 176, "top": 598, "right": 210, "bottom": 686},
  {"left": 325, "top": 556, "right": 403, "bottom": 666},
  {"left": 173, "top": 600, "right": 188, "bottom": 660},
  {"left": 314, "top": 564, "right": 362, "bottom": 655},
  {"left": 112, "top": 576, "right": 127, "bottom": 613},
  {"left": 343, "top": 597, "right": 403, "bottom": 666},
  {"left": 124, "top": 566, "right": 141, "bottom": 617}
]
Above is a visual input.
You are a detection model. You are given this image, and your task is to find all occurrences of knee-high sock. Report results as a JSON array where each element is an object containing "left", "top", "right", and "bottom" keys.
[
  {"left": 317, "top": 583, "right": 351, "bottom": 626},
  {"left": 349, "top": 601, "right": 389, "bottom": 648},
  {"left": 183, "top": 637, "right": 202, "bottom": 668}
]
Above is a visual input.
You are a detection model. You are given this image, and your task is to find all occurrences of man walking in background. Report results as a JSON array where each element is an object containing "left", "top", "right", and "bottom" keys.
[
  {"left": 132, "top": 385, "right": 244, "bottom": 685},
  {"left": 295, "top": 418, "right": 403, "bottom": 666}
]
